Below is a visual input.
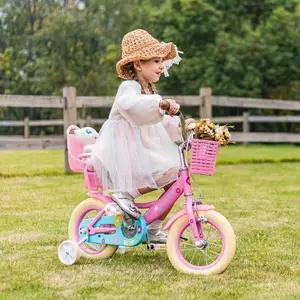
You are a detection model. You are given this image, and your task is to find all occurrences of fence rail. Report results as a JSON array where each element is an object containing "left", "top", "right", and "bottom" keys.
[
  {"left": 0, "top": 135, "right": 64, "bottom": 150},
  {"left": 0, "top": 119, "right": 65, "bottom": 126},
  {"left": 0, "top": 95, "right": 64, "bottom": 108},
  {"left": 2, "top": 132, "right": 299, "bottom": 151},
  {"left": 1, "top": 87, "right": 300, "bottom": 170},
  {"left": 213, "top": 115, "right": 300, "bottom": 124},
  {"left": 212, "top": 96, "right": 300, "bottom": 110}
]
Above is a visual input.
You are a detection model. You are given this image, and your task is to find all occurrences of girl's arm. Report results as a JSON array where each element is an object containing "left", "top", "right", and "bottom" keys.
[{"left": 117, "top": 84, "right": 165, "bottom": 127}]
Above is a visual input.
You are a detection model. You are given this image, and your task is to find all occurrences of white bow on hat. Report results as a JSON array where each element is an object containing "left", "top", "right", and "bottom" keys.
[{"left": 161, "top": 42, "right": 183, "bottom": 77}]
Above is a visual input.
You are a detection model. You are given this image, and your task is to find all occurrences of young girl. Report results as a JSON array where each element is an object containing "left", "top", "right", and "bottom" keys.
[{"left": 90, "top": 29, "right": 186, "bottom": 243}]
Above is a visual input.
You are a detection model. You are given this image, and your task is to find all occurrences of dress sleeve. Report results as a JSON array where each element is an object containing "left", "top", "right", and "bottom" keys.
[
  {"left": 162, "top": 115, "right": 183, "bottom": 143},
  {"left": 116, "top": 83, "right": 165, "bottom": 127}
]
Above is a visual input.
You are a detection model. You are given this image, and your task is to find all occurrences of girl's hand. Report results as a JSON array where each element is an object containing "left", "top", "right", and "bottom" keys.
[
  {"left": 159, "top": 99, "right": 170, "bottom": 110},
  {"left": 168, "top": 99, "right": 180, "bottom": 115},
  {"left": 159, "top": 98, "right": 179, "bottom": 115}
]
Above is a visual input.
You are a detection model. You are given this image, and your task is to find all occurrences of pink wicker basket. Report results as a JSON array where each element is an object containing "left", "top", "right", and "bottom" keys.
[{"left": 190, "top": 139, "right": 220, "bottom": 176}]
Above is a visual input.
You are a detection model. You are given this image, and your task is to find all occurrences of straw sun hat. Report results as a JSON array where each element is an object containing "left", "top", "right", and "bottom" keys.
[{"left": 116, "top": 29, "right": 183, "bottom": 79}]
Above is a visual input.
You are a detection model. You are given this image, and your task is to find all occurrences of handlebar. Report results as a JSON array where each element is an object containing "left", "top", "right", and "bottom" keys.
[
  {"left": 176, "top": 111, "right": 187, "bottom": 141},
  {"left": 171, "top": 109, "right": 195, "bottom": 149}
]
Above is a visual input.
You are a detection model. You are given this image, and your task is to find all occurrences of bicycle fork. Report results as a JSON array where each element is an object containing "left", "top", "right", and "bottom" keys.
[{"left": 182, "top": 169, "right": 208, "bottom": 248}]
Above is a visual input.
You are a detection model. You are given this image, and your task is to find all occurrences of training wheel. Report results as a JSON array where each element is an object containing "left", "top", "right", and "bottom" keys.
[{"left": 58, "top": 240, "right": 80, "bottom": 265}]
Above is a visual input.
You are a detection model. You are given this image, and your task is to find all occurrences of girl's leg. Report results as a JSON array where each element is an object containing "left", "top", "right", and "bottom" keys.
[
  {"left": 137, "top": 180, "right": 173, "bottom": 196},
  {"left": 137, "top": 187, "right": 156, "bottom": 195},
  {"left": 112, "top": 176, "right": 175, "bottom": 220}
]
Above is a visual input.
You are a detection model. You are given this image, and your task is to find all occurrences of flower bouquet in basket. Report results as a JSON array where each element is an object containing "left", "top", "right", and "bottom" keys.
[{"left": 190, "top": 119, "right": 233, "bottom": 176}]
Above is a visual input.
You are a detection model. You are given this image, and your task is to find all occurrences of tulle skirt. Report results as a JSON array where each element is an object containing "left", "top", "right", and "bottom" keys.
[{"left": 90, "top": 119, "right": 181, "bottom": 194}]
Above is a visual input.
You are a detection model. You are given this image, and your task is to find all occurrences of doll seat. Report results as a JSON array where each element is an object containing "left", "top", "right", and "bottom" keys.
[
  {"left": 67, "top": 125, "right": 85, "bottom": 172},
  {"left": 66, "top": 125, "right": 101, "bottom": 191}
]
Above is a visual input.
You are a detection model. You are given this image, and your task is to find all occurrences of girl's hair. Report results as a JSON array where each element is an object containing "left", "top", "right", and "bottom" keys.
[{"left": 122, "top": 62, "right": 157, "bottom": 94}]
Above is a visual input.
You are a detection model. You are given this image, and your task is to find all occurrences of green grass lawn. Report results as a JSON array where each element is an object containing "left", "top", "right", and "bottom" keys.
[
  {"left": 0, "top": 148, "right": 300, "bottom": 299},
  {"left": 1, "top": 144, "right": 300, "bottom": 177}
]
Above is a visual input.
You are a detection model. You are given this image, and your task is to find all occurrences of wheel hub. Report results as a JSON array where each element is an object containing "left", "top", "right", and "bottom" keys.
[{"left": 194, "top": 239, "right": 208, "bottom": 249}]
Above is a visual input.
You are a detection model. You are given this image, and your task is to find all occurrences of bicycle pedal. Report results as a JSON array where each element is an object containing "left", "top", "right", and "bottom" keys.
[{"left": 146, "top": 243, "right": 166, "bottom": 251}]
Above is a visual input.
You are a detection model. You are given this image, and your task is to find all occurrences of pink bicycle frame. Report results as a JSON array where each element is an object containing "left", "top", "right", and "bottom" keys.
[
  {"left": 138, "top": 144, "right": 210, "bottom": 243},
  {"left": 88, "top": 144, "right": 214, "bottom": 244}
]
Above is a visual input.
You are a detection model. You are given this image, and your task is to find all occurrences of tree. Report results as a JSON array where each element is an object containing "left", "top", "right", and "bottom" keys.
[
  {"left": 151, "top": 0, "right": 300, "bottom": 100},
  {"left": 31, "top": 0, "right": 155, "bottom": 96}
]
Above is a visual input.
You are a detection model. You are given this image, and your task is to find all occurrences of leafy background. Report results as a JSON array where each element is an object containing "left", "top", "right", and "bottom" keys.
[{"left": 1, "top": 0, "right": 300, "bottom": 135}]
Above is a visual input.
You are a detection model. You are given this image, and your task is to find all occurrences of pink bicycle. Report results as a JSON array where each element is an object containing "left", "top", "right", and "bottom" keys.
[{"left": 58, "top": 113, "right": 236, "bottom": 275}]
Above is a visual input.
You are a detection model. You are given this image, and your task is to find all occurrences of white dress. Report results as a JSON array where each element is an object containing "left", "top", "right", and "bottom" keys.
[{"left": 90, "top": 80, "right": 182, "bottom": 195}]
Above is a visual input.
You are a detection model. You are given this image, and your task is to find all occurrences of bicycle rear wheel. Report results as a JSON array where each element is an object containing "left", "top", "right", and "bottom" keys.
[{"left": 68, "top": 198, "right": 118, "bottom": 259}]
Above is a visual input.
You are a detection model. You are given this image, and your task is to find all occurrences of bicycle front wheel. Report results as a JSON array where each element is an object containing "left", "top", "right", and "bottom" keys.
[{"left": 167, "top": 210, "right": 236, "bottom": 275}]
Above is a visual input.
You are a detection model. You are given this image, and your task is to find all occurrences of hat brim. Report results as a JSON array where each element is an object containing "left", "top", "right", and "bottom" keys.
[{"left": 116, "top": 42, "right": 176, "bottom": 80}]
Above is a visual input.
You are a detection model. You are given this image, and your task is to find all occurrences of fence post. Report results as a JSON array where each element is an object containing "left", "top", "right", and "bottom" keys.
[
  {"left": 243, "top": 112, "right": 249, "bottom": 145},
  {"left": 200, "top": 88, "right": 212, "bottom": 119},
  {"left": 78, "top": 119, "right": 85, "bottom": 128},
  {"left": 86, "top": 115, "right": 92, "bottom": 127},
  {"left": 24, "top": 117, "right": 29, "bottom": 139},
  {"left": 63, "top": 87, "right": 77, "bottom": 172}
]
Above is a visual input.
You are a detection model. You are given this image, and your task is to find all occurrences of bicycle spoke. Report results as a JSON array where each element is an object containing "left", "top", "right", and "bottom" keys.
[
  {"left": 205, "top": 224, "right": 212, "bottom": 240},
  {"left": 207, "top": 233, "right": 220, "bottom": 242},
  {"left": 189, "top": 249, "right": 197, "bottom": 264},
  {"left": 207, "top": 242, "right": 222, "bottom": 248},
  {"left": 198, "top": 251, "right": 202, "bottom": 266},
  {"left": 206, "top": 238, "right": 221, "bottom": 243},
  {"left": 182, "top": 246, "right": 221, "bottom": 259},
  {"left": 182, "top": 248, "right": 200, "bottom": 251},
  {"left": 182, "top": 241, "right": 195, "bottom": 247},
  {"left": 200, "top": 248, "right": 214, "bottom": 263},
  {"left": 207, "top": 249, "right": 220, "bottom": 256}
]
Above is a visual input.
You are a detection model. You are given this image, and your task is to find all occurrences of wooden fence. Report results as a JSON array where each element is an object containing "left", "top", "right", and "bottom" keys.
[{"left": 1, "top": 87, "right": 300, "bottom": 170}]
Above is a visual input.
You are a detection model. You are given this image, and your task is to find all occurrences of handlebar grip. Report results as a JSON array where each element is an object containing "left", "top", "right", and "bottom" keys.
[
  {"left": 170, "top": 104, "right": 181, "bottom": 117},
  {"left": 171, "top": 104, "right": 181, "bottom": 116}
]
